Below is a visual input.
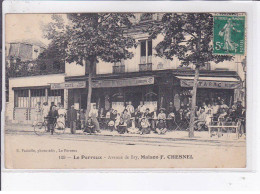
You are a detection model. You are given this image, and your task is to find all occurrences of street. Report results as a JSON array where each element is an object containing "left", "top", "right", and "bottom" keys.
[{"left": 4, "top": 124, "right": 246, "bottom": 169}]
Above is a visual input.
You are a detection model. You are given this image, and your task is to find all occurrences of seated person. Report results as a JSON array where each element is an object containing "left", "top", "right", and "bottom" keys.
[
  {"left": 226, "top": 106, "right": 237, "bottom": 122},
  {"left": 218, "top": 108, "right": 227, "bottom": 123},
  {"left": 205, "top": 109, "right": 213, "bottom": 126},
  {"left": 84, "top": 118, "right": 95, "bottom": 134},
  {"left": 110, "top": 109, "right": 117, "bottom": 121},
  {"left": 57, "top": 104, "right": 66, "bottom": 124},
  {"left": 194, "top": 108, "right": 207, "bottom": 131},
  {"left": 156, "top": 119, "right": 167, "bottom": 135},
  {"left": 127, "top": 119, "right": 140, "bottom": 134},
  {"left": 167, "top": 111, "right": 175, "bottom": 131},
  {"left": 122, "top": 109, "right": 131, "bottom": 128},
  {"left": 107, "top": 120, "right": 115, "bottom": 131},
  {"left": 114, "top": 113, "right": 121, "bottom": 129},
  {"left": 140, "top": 117, "right": 151, "bottom": 135},
  {"left": 158, "top": 108, "right": 167, "bottom": 120},
  {"left": 134, "top": 110, "right": 143, "bottom": 128},
  {"left": 117, "top": 117, "right": 127, "bottom": 134},
  {"left": 219, "top": 99, "right": 229, "bottom": 111},
  {"left": 105, "top": 109, "right": 111, "bottom": 119},
  {"left": 150, "top": 107, "right": 158, "bottom": 130},
  {"left": 144, "top": 108, "right": 153, "bottom": 119}
]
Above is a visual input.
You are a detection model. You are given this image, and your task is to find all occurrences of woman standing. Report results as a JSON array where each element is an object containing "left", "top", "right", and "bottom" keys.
[{"left": 33, "top": 102, "right": 42, "bottom": 126}]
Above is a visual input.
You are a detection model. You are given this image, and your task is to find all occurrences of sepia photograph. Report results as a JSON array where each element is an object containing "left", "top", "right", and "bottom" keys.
[{"left": 4, "top": 12, "right": 247, "bottom": 169}]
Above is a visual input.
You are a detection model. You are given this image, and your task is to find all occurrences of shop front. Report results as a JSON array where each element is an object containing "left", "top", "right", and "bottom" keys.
[
  {"left": 174, "top": 76, "right": 243, "bottom": 109},
  {"left": 12, "top": 87, "right": 64, "bottom": 122},
  {"left": 66, "top": 74, "right": 175, "bottom": 114}
]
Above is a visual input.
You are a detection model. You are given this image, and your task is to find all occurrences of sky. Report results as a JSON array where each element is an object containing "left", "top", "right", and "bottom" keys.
[{"left": 5, "top": 14, "right": 59, "bottom": 46}]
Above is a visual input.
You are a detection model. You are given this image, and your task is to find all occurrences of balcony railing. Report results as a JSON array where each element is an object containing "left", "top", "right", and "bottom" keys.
[
  {"left": 113, "top": 65, "right": 125, "bottom": 74},
  {"left": 139, "top": 63, "right": 152, "bottom": 72}
]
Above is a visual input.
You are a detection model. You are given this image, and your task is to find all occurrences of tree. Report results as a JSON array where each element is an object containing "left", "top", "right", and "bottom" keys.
[
  {"left": 36, "top": 41, "right": 66, "bottom": 73},
  {"left": 43, "top": 13, "right": 136, "bottom": 120},
  {"left": 148, "top": 13, "right": 233, "bottom": 137}
]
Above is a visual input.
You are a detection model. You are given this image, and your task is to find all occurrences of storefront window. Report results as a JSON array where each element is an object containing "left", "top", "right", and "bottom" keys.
[
  {"left": 14, "top": 89, "right": 29, "bottom": 108},
  {"left": 48, "top": 89, "right": 64, "bottom": 106},
  {"left": 31, "top": 89, "right": 45, "bottom": 108}
]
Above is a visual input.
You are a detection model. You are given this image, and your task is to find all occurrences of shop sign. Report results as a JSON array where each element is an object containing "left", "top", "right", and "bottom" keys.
[
  {"left": 180, "top": 80, "right": 242, "bottom": 89},
  {"left": 50, "top": 81, "right": 86, "bottom": 90},
  {"left": 92, "top": 77, "right": 154, "bottom": 88}
]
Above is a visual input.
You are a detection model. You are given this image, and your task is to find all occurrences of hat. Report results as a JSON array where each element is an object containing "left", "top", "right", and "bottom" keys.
[{"left": 159, "top": 108, "right": 166, "bottom": 112}]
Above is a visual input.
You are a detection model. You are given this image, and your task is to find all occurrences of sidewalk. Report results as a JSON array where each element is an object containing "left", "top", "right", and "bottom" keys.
[{"left": 5, "top": 123, "right": 246, "bottom": 142}]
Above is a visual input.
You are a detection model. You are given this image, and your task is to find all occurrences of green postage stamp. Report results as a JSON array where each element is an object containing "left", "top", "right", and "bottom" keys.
[{"left": 213, "top": 15, "right": 245, "bottom": 55}]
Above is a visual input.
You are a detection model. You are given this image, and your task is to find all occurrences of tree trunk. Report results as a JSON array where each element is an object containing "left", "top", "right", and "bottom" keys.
[
  {"left": 189, "top": 66, "right": 200, "bottom": 138},
  {"left": 85, "top": 60, "right": 95, "bottom": 121}
]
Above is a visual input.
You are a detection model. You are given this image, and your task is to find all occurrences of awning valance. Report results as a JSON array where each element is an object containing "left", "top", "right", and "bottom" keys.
[
  {"left": 92, "top": 76, "right": 154, "bottom": 88},
  {"left": 176, "top": 76, "right": 242, "bottom": 89}
]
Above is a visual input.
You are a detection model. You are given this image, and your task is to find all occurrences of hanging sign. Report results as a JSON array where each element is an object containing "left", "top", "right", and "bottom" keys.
[{"left": 50, "top": 81, "right": 86, "bottom": 90}]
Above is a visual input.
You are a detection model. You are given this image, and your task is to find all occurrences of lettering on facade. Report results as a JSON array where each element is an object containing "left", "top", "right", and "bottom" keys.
[
  {"left": 92, "top": 77, "right": 154, "bottom": 88},
  {"left": 50, "top": 81, "right": 86, "bottom": 90},
  {"left": 180, "top": 80, "right": 242, "bottom": 89}
]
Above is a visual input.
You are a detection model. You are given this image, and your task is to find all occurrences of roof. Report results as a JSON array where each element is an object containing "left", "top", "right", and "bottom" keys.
[{"left": 7, "top": 39, "right": 47, "bottom": 48}]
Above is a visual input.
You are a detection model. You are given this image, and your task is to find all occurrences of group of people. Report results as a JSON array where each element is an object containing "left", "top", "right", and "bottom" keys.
[
  {"left": 79, "top": 101, "right": 178, "bottom": 135},
  {"left": 32, "top": 98, "right": 246, "bottom": 135},
  {"left": 193, "top": 99, "right": 246, "bottom": 131}
]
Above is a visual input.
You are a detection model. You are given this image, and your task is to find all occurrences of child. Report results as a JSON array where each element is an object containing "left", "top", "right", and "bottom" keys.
[
  {"left": 84, "top": 118, "right": 95, "bottom": 134},
  {"left": 156, "top": 119, "right": 167, "bottom": 134},
  {"left": 140, "top": 117, "right": 151, "bottom": 135},
  {"left": 117, "top": 117, "right": 127, "bottom": 134}
]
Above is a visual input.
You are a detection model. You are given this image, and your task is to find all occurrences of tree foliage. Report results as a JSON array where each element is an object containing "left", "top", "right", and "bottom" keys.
[
  {"left": 148, "top": 13, "right": 233, "bottom": 67},
  {"left": 43, "top": 13, "right": 136, "bottom": 68}
]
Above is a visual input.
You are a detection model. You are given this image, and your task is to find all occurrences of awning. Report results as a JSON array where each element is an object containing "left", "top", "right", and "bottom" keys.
[{"left": 176, "top": 76, "right": 242, "bottom": 89}]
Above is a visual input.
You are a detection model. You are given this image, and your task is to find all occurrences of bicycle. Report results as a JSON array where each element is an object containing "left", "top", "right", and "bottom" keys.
[{"left": 34, "top": 116, "right": 65, "bottom": 135}]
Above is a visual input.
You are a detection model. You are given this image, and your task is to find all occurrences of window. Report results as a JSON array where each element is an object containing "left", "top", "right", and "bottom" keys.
[
  {"left": 31, "top": 89, "right": 46, "bottom": 108},
  {"left": 14, "top": 89, "right": 29, "bottom": 108},
  {"left": 141, "top": 41, "right": 146, "bottom": 58},
  {"left": 113, "top": 60, "right": 125, "bottom": 73},
  {"left": 14, "top": 88, "right": 64, "bottom": 108},
  {"left": 140, "top": 40, "right": 152, "bottom": 64},
  {"left": 48, "top": 89, "right": 64, "bottom": 106}
]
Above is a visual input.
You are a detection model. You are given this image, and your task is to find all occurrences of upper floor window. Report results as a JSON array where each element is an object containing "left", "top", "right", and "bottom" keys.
[
  {"left": 113, "top": 60, "right": 125, "bottom": 74},
  {"left": 140, "top": 40, "right": 152, "bottom": 64}
]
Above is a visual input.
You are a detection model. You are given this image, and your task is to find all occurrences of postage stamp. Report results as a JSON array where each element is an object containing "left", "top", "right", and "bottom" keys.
[{"left": 213, "top": 15, "right": 245, "bottom": 55}]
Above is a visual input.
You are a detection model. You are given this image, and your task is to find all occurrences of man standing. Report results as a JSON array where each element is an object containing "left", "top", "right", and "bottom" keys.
[
  {"left": 126, "top": 101, "right": 135, "bottom": 117},
  {"left": 47, "top": 105, "right": 59, "bottom": 135},
  {"left": 89, "top": 104, "right": 100, "bottom": 132},
  {"left": 137, "top": 101, "right": 145, "bottom": 114},
  {"left": 67, "top": 105, "right": 77, "bottom": 134}
]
